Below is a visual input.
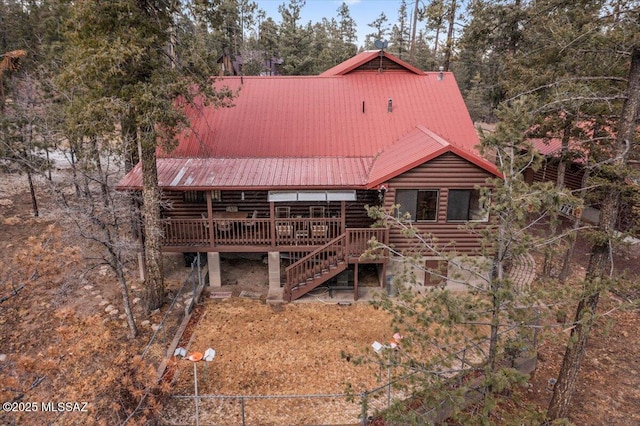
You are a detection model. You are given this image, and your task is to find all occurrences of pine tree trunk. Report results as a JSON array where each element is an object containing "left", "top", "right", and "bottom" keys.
[
  {"left": 559, "top": 168, "right": 591, "bottom": 283},
  {"left": 443, "top": 0, "right": 457, "bottom": 71},
  {"left": 140, "top": 130, "right": 164, "bottom": 312},
  {"left": 547, "top": 46, "right": 640, "bottom": 422},
  {"left": 122, "top": 111, "right": 142, "bottom": 240},
  {"left": 70, "top": 141, "right": 81, "bottom": 197},
  {"left": 547, "top": 235, "right": 608, "bottom": 420},
  {"left": 409, "top": 0, "right": 419, "bottom": 61},
  {"left": 26, "top": 168, "right": 39, "bottom": 217},
  {"left": 543, "top": 116, "right": 573, "bottom": 278},
  {"left": 114, "top": 254, "right": 138, "bottom": 338}
]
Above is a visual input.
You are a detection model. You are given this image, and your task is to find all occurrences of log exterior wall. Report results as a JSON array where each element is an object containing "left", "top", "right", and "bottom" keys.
[
  {"left": 160, "top": 190, "right": 377, "bottom": 228},
  {"left": 383, "top": 152, "right": 495, "bottom": 255},
  {"left": 532, "top": 160, "right": 585, "bottom": 191}
]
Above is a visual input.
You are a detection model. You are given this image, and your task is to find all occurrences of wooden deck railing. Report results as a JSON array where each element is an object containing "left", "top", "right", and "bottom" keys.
[
  {"left": 161, "top": 217, "right": 344, "bottom": 248},
  {"left": 273, "top": 218, "right": 342, "bottom": 246},
  {"left": 347, "top": 228, "right": 389, "bottom": 259},
  {"left": 213, "top": 218, "right": 272, "bottom": 246},
  {"left": 162, "top": 218, "right": 210, "bottom": 246}
]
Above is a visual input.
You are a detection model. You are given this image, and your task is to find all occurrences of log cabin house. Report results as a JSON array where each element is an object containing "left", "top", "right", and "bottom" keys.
[
  {"left": 117, "top": 50, "right": 501, "bottom": 301},
  {"left": 527, "top": 127, "right": 640, "bottom": 232}
]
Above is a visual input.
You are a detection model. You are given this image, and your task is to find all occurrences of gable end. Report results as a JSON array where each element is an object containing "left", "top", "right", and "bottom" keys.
[{"left": 351, "top": 55, "right": 417, "bottom": 74}]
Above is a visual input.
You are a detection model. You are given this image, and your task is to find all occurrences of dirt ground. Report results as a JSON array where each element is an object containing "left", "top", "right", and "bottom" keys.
[
  {"left": 1, "top": 169, "right": 640, "bottom": 425},
  {"left": 163, "top": 299, "right": 396, "bottom": 425},
  {"left": 511, "top": 234, "right": 640, "bottom": 425}
]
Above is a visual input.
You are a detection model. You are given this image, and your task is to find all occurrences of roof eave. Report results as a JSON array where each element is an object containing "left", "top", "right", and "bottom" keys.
[
  {"left": 366, "top": 146, "right": 451, "bottom": 189},
  {"left": 366, "top": 146, "right": 503, "bottom": 189}
]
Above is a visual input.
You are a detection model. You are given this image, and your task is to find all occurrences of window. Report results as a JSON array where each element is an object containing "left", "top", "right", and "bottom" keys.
[
  {"left": 446, "top": 189, "right": 488, "bottom": 222},
  {"left": 424, "top": 258, "right": 447, "bottom": 286},
  {"left": 184, "top": 191, "right": 205, "bottom": 203},
  {"left": 395, "top": 190, "right": 439, "bottom": 221}
]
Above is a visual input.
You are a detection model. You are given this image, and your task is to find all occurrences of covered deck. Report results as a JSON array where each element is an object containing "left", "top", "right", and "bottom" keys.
[
  {"left": 159, "top": 189, "right": 379, "bottom": 252},
  {"left": 162, "top": 215, "right": 346, "bottom": 251}
]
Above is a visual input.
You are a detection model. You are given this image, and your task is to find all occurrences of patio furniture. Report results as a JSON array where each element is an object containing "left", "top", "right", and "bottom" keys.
[
  {"left": 276, "top": 223, "right": 293, "bottom": 237},
  {"left": 311, "top": 225, "right": 328, "bottom": 237},
  {"left": 211, "top": 211, "right": 248, "bottom": 232},
  {"left": 243, "top": 210, "right": 258, "bottom": 228},
  {"left": 216, "top": 221, "right": 232, "bottom": 232}
]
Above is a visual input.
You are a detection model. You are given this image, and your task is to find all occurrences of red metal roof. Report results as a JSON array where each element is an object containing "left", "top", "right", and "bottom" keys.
[
  {"left": 367, "top": 126, "right": 501, "bottom": 189},
  {"left": 167, "top": 71, "right": 480, "bottom": 159},
  {"left": 531, "top": 137, "right": 590, "bottom": 164},
  {"left": 117, "top": 157, "right": 373, "bottom": 190},
  {"left": 118, "top": 52, "right": 499, "bottom": 190}
]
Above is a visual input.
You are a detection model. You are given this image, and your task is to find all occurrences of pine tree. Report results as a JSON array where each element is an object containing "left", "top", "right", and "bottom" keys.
[
  {"left": 390, "top": 0, "right": 410, "bottom": 59},
  {"left": 547, "top": 41, "right": 640, "bottom": 426},
  {"left": 362, "top": 99, "right": 580, "bottom": 424},
  {"left": 336, "top": 2, "right": 358, "bottom": 61},
  {"left": 423, "top": 0, "right": 446, "bottom": 59},
  {"left": 57, "top": 0, "right": 234, "bottom": 312},
  {"left": 364, "top": 12, "right": 390, "bottom": 49}
]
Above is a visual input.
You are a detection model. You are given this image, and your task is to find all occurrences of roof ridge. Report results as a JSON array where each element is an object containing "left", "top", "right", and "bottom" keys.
[{"left": 415, "top": 125, "right": 450, "bottom": 147}]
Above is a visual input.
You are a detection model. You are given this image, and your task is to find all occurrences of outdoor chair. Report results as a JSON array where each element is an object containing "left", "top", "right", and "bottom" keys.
[
  {"left": 276, "top": 224, "right": 293, "bottom": 238},
  {"left": 311, "top": 225, "right": 328, "bottom": 238},
  {"left": 216, "top": 221, "right": 231, "bottom": 232},
  {"left": 243, "top": 210, "right": 258, "bottom": 229}
]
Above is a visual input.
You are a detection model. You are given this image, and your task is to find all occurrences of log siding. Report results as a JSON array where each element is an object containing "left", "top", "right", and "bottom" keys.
[{"left": 384, "top": 152, "right": 494, "bottom": 254}]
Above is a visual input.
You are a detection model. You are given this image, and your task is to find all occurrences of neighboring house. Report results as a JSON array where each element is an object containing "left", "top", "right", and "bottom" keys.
[
  {"left": 217, "top": 50, "right": 283, "bottom": 76},
  {"left": 528, "top": 133, "right": 639, "bottom": 233},
  {"left": 117, "top": 50, "right": 501, "bottom": 301},
  {"left": 528, "top": 137, "right": 587, "bottom": 192}
]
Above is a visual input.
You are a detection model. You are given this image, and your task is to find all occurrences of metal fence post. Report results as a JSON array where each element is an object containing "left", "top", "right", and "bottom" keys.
[
  {"left": 193, "top": 362, "right": 199, "bottom": 426},
  {"left": 241, "top": 396, "right": 246, "bottom": 426},
  {"left": 361, "top": 391, "right": 368, "bottom": 426},
  {"left": 197, "top": 253, "right": 202, "bottom": 289},
  {"left": 387, "top": 363, "right": 391, "bottom": 409},
  {"left": 162, "top": 324, "right": 167, "bottom": 349}
]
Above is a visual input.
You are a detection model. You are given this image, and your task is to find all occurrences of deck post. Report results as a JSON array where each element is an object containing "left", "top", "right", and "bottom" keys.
[
  {"left": 354, "top": 263, "right": 359, "bottom": 301},
  {"left": 207, "top": 252, "right": 222, "bottom": 288},
  {"left": 206, "top": 191, "right": 214, "bottom": 248},
  {"left": 379, "top": 261, "right": 387, "bottom": 288},
  {"left": 269, "top": 202, "right": 276, "bottom": 247},
  {"left": 137, "top": 251, "right": 145, "bottom": 281},
  {"left": 267, "top": 251, "right": 281, "bottom": 299}
]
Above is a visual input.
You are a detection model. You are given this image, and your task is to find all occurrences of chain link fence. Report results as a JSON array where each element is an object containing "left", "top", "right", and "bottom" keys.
[
  {"left": 141, "top": 254, "right": 206, "bottom": 371},
  {"left": 161, "top": 314, "right": 540, "bottom": 425}
]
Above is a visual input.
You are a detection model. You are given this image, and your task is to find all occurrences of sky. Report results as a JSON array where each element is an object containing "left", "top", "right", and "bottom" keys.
[{"left": 254, "top": 0, "right": 412, "bottom": 48}]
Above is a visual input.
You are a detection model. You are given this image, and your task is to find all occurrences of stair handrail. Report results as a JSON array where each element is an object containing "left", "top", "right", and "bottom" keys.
[{"left": 284, "top": 233, "right": 347, "bottom": 273}]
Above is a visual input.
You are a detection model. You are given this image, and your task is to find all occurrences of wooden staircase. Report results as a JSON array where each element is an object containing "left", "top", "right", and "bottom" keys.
[{"left": 284, "top": 228, "right": 389, "bottom": 302}]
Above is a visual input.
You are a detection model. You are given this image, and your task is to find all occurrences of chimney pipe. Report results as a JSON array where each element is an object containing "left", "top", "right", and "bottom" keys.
[{"left": 387, "top": 98, "right": 393, "bottom": 113}]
